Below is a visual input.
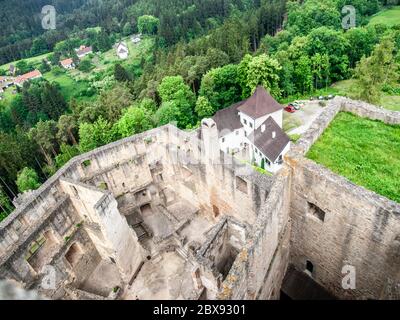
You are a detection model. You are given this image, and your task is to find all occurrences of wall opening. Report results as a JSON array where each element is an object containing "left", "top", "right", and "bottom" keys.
[
  {"left": 140, "top": 204, "right": 152, "bottom": 217},
  {"left": 308, "top": 202, "right": 325, "bottom": 222},
  {"left": 305, "top": 260, "right": 314, "bottom": 276},
  {"left": 213, "top": 205, "right": 220, "bottom": 218},
  {"left": 65, "top": 243, "right": 83, "bottom": 267},
  {"left": 236, "top": 176, "right": 248, "bottom": 194}
]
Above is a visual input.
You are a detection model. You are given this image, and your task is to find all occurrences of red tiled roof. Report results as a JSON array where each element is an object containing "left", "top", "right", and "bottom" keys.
[
  {"left": 238, "top": 86, "right": 283, "bottom": 119},
  {"left": 15, "top": 70, "right": 42, "bottom": 84},
  {"left": 60, "top": 58, "right": 73, "bottom": 66},
  {"left": 76, "top": 46, "right": 93, "bottom": 56}
]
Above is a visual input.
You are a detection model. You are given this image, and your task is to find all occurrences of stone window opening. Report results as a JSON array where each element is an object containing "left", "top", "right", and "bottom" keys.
[
  {"left": 305, "top": 260, "right": 314, "bottom": 276},
  {"left": 213, "top": 205, "right": 220, "bottom": 218},
  {"left": 308, "top": 202, "right": 326, "bottom": 222},
  {"left": 65, "top": 243, "right": 83, "bottom": 267},
  {"left": 71, "top": 186, "right": 79, "bottom": 198},
  {"left": 236, "top": 176, "right": 248, "bottom": 194}
]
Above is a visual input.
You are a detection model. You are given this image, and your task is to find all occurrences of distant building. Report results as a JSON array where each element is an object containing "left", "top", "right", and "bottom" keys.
[
  {"left": 116, "top": 42, "right": 129, "bottom": 59},
  {"left": 60, "top": 58, "right": 75, "bottom": 70},
  {"left": 14, "top": 70, "right": 42, "bottom": 87},
  {"left": 75, "top": 45, "right": 93, "bottom": 59},
  {"left": 131, "top": 34, "right": 141, "bottom": 44}
]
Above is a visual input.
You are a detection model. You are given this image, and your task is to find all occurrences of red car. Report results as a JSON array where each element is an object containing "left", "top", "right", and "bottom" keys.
[{"left": 284, "top": 105, "right": 296, "bottom": 113}]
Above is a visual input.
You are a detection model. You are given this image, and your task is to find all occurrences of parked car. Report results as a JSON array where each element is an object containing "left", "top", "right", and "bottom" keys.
[
  {"left": 285, "top": 105, "right": 296, "bottom": 113},
  {"left": 291, "top": 102, "right": 301, "bottom": 110}
]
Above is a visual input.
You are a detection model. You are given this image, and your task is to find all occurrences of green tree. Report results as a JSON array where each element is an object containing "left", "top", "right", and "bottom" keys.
[
  {"left": 114, "top": 63, "right": 131, "bottom": 82},
  {"left": 79, "top": 117, "right": 116, "bottom": 153},
  {"left": 354, "top": 37, "right": 399, "bottom": 104},
  {"left": 116, "top": 106, "right": 154, "bottom": 137},
  {"left": 0, "top": 187, "right": 13, "bottom": 222},
  {"left": 199, "top": 64, "right": 242, "bottom": 110},
  {"left": 78, "top": 59, "right": 94, "bottom": 73},
  {"left": 155, "top": 101, "right": 181, "bottom": 126},
  {"left": 239, "top": 54, "right": 282, "bottom": 98},
  {"left": 16, "top": 167, "right": 41, "bottom": 192},
  {"left": 28, "top": 120, "right": 58, "bottom": 165},
  {"left": 195, "top": 96, "right": 214, "bottom": 119},
  {"left": 138, "top": 15, "right": 160, "bottom": 35},
  {"left": 57, "top": 115, "right": 78, "bottom": 145},
  {"left": 55, "top": 144, "right": 80, "bottom": 169},
  {"left": 158, "top": 76, "right": 195, "bottom": 128},
  {"left": 122, "top": 22, "right": 133, "bottom": 36}
]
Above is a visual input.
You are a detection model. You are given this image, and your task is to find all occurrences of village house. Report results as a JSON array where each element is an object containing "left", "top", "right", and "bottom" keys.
[
  {"left": 14, "top": 69, "right": 42, "bottom": 87},
  {"left": 75, "top": 45, "right": 93, "bottom": 59},
  {"left": 60, "top": 58, "right": 75, "bottom": 70},
  {"left": 116, "top": 42, "right": 129, "bottom": 59},
  {"left": 212, "top": 86, "right": 290, "bottom": 173}
]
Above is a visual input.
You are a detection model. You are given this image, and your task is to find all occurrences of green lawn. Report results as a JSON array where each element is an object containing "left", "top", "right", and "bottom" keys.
[
  {"left": 368, "top": 6, "right": 400, "bottom": 27},
  {"left": 0, "top": 52, "right": 51, "bottom": 73},
  {"left": 43, "top": 70, "right": 92, "bottom": 101},
  {"left": 307, "top": 112, "right": 400, "bottom": 203}
]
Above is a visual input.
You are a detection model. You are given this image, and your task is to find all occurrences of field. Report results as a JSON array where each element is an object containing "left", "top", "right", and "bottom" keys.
[
  {"left": 0, "top": 52, "right": 51, "bottom": 73},
  {"left": 307, "top": 112, "right": 400, "bottom": 203},
  {"left": 368, "top": 6, "right": 400, "bottom": 27}
]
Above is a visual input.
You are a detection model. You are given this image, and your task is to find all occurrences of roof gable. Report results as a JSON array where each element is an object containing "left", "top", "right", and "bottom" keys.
[
  {"left": 238, "top": 86, "right": 282, "bottom": 119},
  {"left": 248, "top": 116, "right": 289, "bottom": 162}
]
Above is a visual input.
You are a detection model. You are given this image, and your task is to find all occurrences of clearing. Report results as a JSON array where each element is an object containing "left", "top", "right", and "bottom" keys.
[{"left": 368, "top": 6, "right": 400, "bottom": 27}]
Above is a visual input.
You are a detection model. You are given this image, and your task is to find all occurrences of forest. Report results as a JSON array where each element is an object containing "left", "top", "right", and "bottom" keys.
[{"left": 0, "top": 0, "right": 399, "bottom": 220}]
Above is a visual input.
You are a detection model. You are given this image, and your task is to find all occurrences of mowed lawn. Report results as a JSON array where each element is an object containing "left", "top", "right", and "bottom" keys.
[
  {"left": 369, "top": 6, "right": 400, "bottom": 27},
  {"left": 307, "top": 112, "right": 400, "bottom": 203}
]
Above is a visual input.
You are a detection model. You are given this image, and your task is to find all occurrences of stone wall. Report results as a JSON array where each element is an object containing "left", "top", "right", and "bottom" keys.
[{"left": 286, "top": 97, "right": 400, "bottom": 300}]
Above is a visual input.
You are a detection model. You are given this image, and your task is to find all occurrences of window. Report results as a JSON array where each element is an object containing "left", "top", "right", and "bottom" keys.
[
  {"left": 65, "top": 243, "right": 83, "bottom": 267},
  {"left": 266, "top": 158, "right": 271, "bottom": 166},
  {"left": 236, "top": 176, "right": 248, "bottom": 194},
  {"left": 306, "top": 260, "right": 314, "bottom": 276},
  {"left": 213, "top": 205, "right": 220, "bottom": 218},
  {"left": 25, "top": 234, "right": 46, "bottom": 261},
  {"left": 244, "top": 119, "right": 247, "bottom": 125},
  {"left": 236, "top": 131, "right": 239, "bottom": 135},
  {"left": 222, "top": 137, "right": 225, "bottom": 143},
  {"left": 308, "top": 202, "right": 326, "bottom": 222},
  {"left": 250, "top": 122, "right": 253, "bottom": 128},
  {"left": 244, "top": 131, "right": 247, "bottom": 137}
]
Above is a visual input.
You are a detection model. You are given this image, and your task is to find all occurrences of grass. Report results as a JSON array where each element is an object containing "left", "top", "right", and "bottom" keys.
[
  {"left": 43, "top": 70, "right": 91, "bottom": 101},
  {"left": 307, "top": 112, "right": 400, "bottom": 203},
  {"left": 0, "top": 52, "right": 50, "bottom": 73},
  {"left": 368, "top": 6, "right": 400, "bottom": 27}
]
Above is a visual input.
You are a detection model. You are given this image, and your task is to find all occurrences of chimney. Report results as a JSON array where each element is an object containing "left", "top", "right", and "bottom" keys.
[
  {"left": 261, "top": 124, "right": 266, "bottom": 133},
  {"left": 272, "top": 131, "right": 276, "bottom": 139}
]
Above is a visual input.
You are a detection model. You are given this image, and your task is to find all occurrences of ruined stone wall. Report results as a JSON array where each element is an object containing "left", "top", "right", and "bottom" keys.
[
  {"left": 286, "top": 97, "right": 400, "bottom": 300},
  {"left": 217, "top": 167, "right": 292, "bottom": 300}
]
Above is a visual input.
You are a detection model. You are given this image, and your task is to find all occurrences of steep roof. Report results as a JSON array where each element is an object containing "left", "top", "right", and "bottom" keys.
[
  {"left": 238, "top": 86, "right": 282, "bottom": 119},
  {"left": 248, "top": 116, "right": 289, "bottom": 162},
  {"left": 212, "top": 101, "right": 244, "bottom": 137}
]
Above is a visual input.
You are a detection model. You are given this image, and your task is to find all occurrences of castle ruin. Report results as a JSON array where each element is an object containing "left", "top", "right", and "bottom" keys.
[{"left": 0, "top": 97, "right": 399, "bottom": 300}]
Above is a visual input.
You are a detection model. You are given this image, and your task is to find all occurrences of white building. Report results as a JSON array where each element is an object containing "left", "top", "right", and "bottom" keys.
[
  {"left": 131, "top": 34, "right": 141, "bottom": 44},
  {"left": 116, "top": 42, "right": 129, "bottom": 59},
  {"left": 212, "top": 86, "right": 290, "bottom": 173}
]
